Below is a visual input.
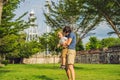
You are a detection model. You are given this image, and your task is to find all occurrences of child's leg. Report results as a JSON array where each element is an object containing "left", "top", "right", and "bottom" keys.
[
  {"left": 62, "top": 57, "right": 66, "bottom": 65},
  {"left": 60, "top": 48, "right": 67, "bottom": 69},
  {"left": 60, "top": 57, "right": 66, "bottom": 69},
  {"left": 61, "top": 48, "right": 67, "bottom": 65}
]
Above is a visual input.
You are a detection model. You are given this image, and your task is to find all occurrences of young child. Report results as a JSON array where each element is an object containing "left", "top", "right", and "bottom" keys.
[{"left": 57, "top": 31, "right": 68, "bottom": 69}]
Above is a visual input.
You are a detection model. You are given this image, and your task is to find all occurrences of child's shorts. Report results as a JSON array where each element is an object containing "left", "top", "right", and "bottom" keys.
[{"left": 61, "top": 48, "right": 68, "bottom": 58}]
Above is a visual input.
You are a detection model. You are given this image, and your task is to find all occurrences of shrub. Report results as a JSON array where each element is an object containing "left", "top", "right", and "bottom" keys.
[{"left": 1, "top": 60, "right": 9, "bottom": 66}]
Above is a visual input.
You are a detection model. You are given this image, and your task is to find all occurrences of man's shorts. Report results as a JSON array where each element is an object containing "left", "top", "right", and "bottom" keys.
[
  {"left": 61, "top": 48, "right": 68, "bottom": 58},
  {"left": 66, "top": 49, "right": 76, "bottom": 65}
]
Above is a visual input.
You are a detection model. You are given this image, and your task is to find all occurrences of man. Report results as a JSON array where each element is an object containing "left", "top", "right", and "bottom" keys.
[{"left": 63, "top": 26, "right": 76, "bottom": 80}]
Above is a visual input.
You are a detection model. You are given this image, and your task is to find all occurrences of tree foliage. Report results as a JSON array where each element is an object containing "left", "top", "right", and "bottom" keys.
[
  {"left": 39, "top": 29, "right": 60, "bottom": 54},
  {"left": 0, "top": 0, "right": 28, "bottom": 38},
  {"left": 44, "top": 0, "right": 102, "bottom": 43},
  {"left": 76, "top": 39, "right": 84, "bottom": 51},
  {"left": 88, "top": 36, "right": 101, "bottom": 49},
  {"left": 85, "top": 37, "right": 120, "bottom": 50},
  {"left": 0, "top": 34, "right": 19, "bottom": 54},
  {"left": 86, "top": 0, "right": 120, "bottom": 38},
  {"left": 6, "top": 33, "right": 41, "bottom": 63},
  {"left": 44, "top": 0, "right": 120, "bottom": 51},
  {"left": 18, "top": 41, "right": 41, "bottom": 58},
  {"left": 85, "top": 36, "right": 102, "bottom": 50},
  {"left": 101, "top": 37, "right": 120, "bottom": 47},
  {"left": 0, "top": 0, "right": 31, "bottom": 63}
]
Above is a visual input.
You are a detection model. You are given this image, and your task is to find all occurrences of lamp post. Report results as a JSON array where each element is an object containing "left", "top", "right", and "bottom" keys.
[{"left": 45, "top": 0, "right": 51, "bottom": 55}]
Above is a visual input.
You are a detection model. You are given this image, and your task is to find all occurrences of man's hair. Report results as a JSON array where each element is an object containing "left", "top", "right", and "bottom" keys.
[{"left": 63, "top": 26, "right": 72, "bottom": 33}]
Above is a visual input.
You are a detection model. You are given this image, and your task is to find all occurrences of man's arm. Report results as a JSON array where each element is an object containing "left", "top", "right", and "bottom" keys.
[{"left": 66, "top": 38, "right": 72, "bottom": 46}]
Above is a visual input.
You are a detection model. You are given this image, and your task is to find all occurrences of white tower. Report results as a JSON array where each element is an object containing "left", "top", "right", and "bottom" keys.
[{"left": 26, "top": 10, "right": 39, "bottom": 42}]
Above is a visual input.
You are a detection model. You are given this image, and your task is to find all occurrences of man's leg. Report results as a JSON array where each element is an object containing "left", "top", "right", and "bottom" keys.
[
  {"left": 66, "top": 66, "right": 72, "bottom": 80},
  {"left": 68, "top": 64, "right": 75, "bottom": 80},
  {"left": 67, "top": 49, "right": 76, "bottom": 80}
]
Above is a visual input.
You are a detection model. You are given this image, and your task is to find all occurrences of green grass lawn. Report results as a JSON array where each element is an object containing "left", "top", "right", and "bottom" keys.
[{"left": 0, "top": 64, "right": 120, "bottom": 80}]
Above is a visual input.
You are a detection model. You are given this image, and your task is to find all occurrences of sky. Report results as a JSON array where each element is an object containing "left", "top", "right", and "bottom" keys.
[{"left": 14, "top": 0, "right": 117, "bottom": 45}]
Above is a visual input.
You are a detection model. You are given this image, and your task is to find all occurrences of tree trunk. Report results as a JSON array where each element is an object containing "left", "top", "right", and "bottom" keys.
[
  {"left": 20, "top": 58, "right": 23, "bottom": 64},
  {"left": 0, "top": 54, "right": 1, "bottom": 64},
  {"left": 0, "top": 0, "right": 3, "bottom": 24},
  {"left": 1, "top": 53, "right": 5, "bottom": 61},
  {"left": 3, "top": 54, "right": 5, "bottom": 60},
  {"left": 94, "top": 5, "right": 120, "bottom": 38},
  {"left": 53, "top": 55, "right": 55, "bottom": 67},
  {"left": 0, "top": 53, "right": 5, "bottom": 64},
  {"left": 102, "top": 12, "right": 120, "bottom": 38},
  {"left": 0, "top": 0, "right": 3, "bottom": 64},
  {"left": 12, "top": 59, "right": 14, "bottom": 64}
]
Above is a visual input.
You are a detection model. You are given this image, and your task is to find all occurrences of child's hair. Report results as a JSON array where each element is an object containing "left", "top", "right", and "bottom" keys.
[{"left": 57, "top": 30, "right": 64, "bottom": 36}]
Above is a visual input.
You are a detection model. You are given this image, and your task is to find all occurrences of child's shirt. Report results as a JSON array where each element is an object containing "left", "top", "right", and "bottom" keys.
[{"left": 59, "top": 37, "right": 67, "bottom": 45}]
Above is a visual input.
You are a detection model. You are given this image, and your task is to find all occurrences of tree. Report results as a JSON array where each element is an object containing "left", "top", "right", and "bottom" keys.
[
  {"left": 0, "top": 0, "right": 8, "bottom": 24},
  {"left": 18, "top": 41, "right": 41, "bottom": 63},
  {"left": 5, "top": 33, "right": 42, "bottom": 64},
  {"left": 0, "top": 0, "right": 28, "bottom": 38},
  {"left": 39, "top": 29, "right": 60, "bottom": 54},
  {"left": 86, "top": 36, "right": 101, "bottom": 50},
  {"left": 0, "top": 0, "right": 29, "bottom": 63},
  {"left": 86, "top": 0, "right": 120, "bottom": 38},
  {"left": 85, "top": 42, "right": 90, "bottom": 50},
  {"left": 0, "top": 34, "right": 19, "bottom": 61},
  {"left": 6, "top": 33, "right": 26, "bottom": 64},
  {"left": 44, "top": 0, "right": 102, "bottom": 43},
  {"left": 101, "top": 37, "right": 120, "bottom": 47},
  {"left": 85, "top": 37, "right": 120, "bottom": 50},
  {"left": 76, "top": 39, "right": 84, "bottom": 51},
  {"left": 0, "top": 0, "right": 3, "bottom": 24}
]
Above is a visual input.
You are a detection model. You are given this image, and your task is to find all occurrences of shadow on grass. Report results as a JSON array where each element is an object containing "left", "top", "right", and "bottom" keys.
[
  {"left": 25, "top": 64, "right": 59, "bottom": 70},
  {"left": 75, "top": 66, "right": 84, "bottom": 70},
  {"left": 75, "top": 66, "right": 106, "bottom": 71},
  {"left": 0, "top": 70, "right": 11, "bottom": 75},
  {"left": 35, "top": 75, "right": 54, "bottom": 80}
]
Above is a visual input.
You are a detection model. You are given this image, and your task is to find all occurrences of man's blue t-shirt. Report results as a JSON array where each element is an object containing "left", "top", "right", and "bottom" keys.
[{"left": 67, "top": 32, "right": 76, "bottom": 50}]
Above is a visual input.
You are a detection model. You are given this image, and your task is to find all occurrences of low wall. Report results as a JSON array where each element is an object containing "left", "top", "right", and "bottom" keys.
[
  {"left": 23, "top": 56, "right": 60, "bottom": 64},
  {"left": 23, "top": 46, "right": 120, "bottom": 64},
  {"left": 76, "top": 51, "right": 120, "bottom": 64}
]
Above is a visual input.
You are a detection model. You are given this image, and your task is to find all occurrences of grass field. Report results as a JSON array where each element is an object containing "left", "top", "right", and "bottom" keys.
[{"left": 0, "top": 64, "right": 120, "bottom": 80}]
